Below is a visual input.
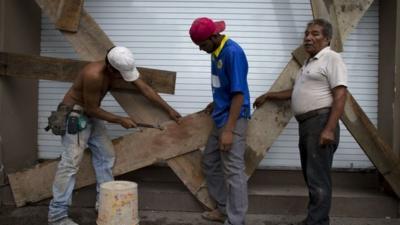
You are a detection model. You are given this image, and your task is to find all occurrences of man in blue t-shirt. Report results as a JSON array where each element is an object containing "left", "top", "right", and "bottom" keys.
[{"left": 189, "top": 17, "right": 250, "bottom": 225}]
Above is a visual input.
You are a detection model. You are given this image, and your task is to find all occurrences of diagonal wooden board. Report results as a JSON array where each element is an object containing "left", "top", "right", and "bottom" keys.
[
  {"left": 245, "top": 60, "right": 296, "bottom": 175},
  {"left": 35, "top": 0, "right": 111, "bottom": 61},
  {"left": 54, "top": 0, "right": 83, "bottom": 32},
  {"left": 246, "top": 0, "right": 373, "bottom": 176},
  {"left": 332, "top": 0, "right": 375, "bottom": 44},
  {"left": 247, "top": 0, "right": 400, "bottom": 198},
  {"left": 311, "top": 0, "right": 344, "bottom": 52},
  {"left": 37, "top": 0, "right": 216, "bottom": 208},
  {"left": 8, "top": 0, "right": 216, "bottom": 209},
  {"left": 0, "top": 52, "right": 176, "bottom": 94},
  {"left": 341, "top": 94, "right": 400, "bottom": 197},
  {"left": 8, "top": 112, "right": 213, "bottom": 207},
  {"left": 7, "top": 0, "right": 398, "bottom": 205}
]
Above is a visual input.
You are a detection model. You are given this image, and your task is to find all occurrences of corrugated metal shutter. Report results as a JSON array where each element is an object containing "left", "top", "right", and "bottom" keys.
[{"left": 39, "top": 0, "right": 378, "bottom": 169}]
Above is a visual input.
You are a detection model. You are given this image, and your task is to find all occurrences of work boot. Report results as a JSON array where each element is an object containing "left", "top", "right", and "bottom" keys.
[
  {"left": 48, "top": 217, "right": 79, "bottom": 225},
  {"left": 201, "top": 209, "right": 227, "bottom": 223}
]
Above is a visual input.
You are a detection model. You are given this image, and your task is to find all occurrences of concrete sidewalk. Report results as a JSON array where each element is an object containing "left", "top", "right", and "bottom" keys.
[{"left": 0, "top": 206, "right": 399, "bottom": 225}]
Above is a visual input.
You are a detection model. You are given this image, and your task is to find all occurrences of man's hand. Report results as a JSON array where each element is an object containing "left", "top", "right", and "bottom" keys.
[
  {"left": 118, "top": 117, "right": 137, "bottom": 129},
  {"left": 168, "top": 108, "right": 182, "bottom": 123},
  {"left": 202, "top": 102, "right": 214, "bottom": 115},
  {"left": 219, "top": 130, "right": 233, "bottom": 151},
  {"left": 319, "top": 128, "right": 335, "bottom": 146},
  {"left": 253, "top": 93, "right": 268, "bottom": 109},
  {"left": 253, "top": 89, "right": 293, "bottom": 108}
]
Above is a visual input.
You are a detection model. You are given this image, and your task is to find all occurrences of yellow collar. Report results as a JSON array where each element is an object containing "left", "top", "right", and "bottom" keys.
[{"left": 213, "top": 35, "right": 229, "bottom": 58}]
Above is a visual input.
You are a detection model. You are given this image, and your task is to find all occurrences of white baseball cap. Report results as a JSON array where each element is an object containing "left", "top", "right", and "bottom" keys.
[{"left": 107, "top": 46, "right": 140, "bottom": 82}]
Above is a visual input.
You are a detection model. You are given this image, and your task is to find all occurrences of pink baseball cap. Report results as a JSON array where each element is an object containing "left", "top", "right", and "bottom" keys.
[{"left": 189, "top": 17, "right": 226, "bottom": 43}]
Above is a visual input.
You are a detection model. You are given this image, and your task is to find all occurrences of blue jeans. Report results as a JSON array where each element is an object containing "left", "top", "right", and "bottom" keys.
[{"left": 48, "top": 117, "right": 115, "bottom": 222}]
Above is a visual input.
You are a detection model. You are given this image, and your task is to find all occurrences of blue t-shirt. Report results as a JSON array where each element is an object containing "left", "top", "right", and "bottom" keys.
[{"left": 211, "top": 37, "right": 250, "bottom": 128}]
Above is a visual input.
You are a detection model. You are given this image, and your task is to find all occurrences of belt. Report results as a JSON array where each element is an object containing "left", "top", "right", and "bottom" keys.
[{"left": 295, "top": 107, "right": 331, "bottom": 123}]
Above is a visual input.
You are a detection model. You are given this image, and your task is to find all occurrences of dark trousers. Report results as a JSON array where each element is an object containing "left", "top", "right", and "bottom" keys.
[{"left": 298, "top": 113, "right": 339, "bottom": 225}]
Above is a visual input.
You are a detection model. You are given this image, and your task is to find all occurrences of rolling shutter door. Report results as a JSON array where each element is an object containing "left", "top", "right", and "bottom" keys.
[{"left": 39, "top": 0, "right": 378, "bottom": 169}]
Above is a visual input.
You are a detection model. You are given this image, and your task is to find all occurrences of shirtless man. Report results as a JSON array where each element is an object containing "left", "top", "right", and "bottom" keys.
[{"left": 48, "top": 46, "right": 181, "bottom": 225}]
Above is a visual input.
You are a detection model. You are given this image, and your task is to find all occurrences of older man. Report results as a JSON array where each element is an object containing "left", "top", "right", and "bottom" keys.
[{"left": 254, "top": 19, "right": 347, "bottom": 225}]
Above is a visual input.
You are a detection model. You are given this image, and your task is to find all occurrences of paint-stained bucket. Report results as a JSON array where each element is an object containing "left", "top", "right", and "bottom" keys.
[{"left": 96, "top": 181, "right": 138, "bottom": 225}]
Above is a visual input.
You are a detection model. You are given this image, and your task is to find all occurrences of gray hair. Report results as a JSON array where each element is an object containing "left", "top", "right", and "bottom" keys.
[{"left": 307, "top": 18, "right": 333, "bottom": 40}]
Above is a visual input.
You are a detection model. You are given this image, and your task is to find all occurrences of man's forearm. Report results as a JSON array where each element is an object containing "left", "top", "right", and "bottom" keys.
[
  {"left": 268, "top": 89, "right": 293, "bottom": 100},
  {"left": 324, "top": 87, "right": 347, "bottom": 131},
  {"left": 224, "top": 93, "right": 244, "bottom": 132},
  {"left": 134, "top": 79, "right": 173, "bottom": 113},
  {"left": 85, "top": 107, "right": 122, "bottom": 123}
]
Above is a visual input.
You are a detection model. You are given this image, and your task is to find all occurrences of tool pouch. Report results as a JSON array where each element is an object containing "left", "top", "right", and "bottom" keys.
[
  {"left": 45, "top": 103, "right": 72, "bottom": 136},
  {"left": 67, "top": 105, "right": 88, "bottom": 134}
]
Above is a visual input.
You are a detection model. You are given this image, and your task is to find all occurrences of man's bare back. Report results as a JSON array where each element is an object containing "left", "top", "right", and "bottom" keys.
[
  {"left": 63, "top": 61, "right": 112, "bottom": 108},
  {"left": 60, "top": 49, "right": 181, "bottom": 129}
]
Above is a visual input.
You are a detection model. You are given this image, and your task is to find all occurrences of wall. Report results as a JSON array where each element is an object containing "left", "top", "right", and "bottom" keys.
[
  {"left": 378, "top": 0, "right": 400, "bottom": 156},
  {"left": 0, "top": 0, "right": 41, "bottom": 205},
  {"left": 39, "top": 0, "right": 379, "bottom": 169}
]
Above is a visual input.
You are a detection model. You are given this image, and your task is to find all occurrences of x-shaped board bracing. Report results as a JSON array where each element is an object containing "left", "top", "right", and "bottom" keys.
[{"left": 6, "top": 0, "right": 400, "bottom": 207}]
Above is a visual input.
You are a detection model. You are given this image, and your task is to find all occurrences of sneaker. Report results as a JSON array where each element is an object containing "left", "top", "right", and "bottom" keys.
[
  {"left": 201, "top": 209, "right": 226, "bottom": 223},
  {"left": 49, "top": 217, "right": 79, "bottom": 225},
  {"left": 95, "top": 200, "right": 99, "bottom": 212}
]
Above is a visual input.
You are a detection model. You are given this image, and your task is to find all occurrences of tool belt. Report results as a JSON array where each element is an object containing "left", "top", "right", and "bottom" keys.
[
  {"left": 66, "top": 105, "right": 88, "bottom": 134},
  {"left": 295, "top": 107, "right": 331, "bottom": 123},
  {"left": 45, "top": 104, "right": 88, "bottom": 135},
  {"left": 45, "top": 103, "right": 72, "bottom": 135}
]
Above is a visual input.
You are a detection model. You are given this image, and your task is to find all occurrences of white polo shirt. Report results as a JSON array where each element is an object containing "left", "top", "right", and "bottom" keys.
[{"left": 291, "top": 47, "right": 347, "bottom": 116}]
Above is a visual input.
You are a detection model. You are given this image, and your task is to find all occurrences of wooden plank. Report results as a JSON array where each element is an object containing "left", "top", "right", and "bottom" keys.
[
  {"left": 9, "top": 0, "right": 216, "bottom": 209},
  {"left": 294, "top": 0, "right": 373, "bottom": 64},
  {"left": 31, "top": 0, "right": 394, "bottom": 211},
  {"left": 291, "top": 45, "right": 308, "bottom": 66},
  {"left": 245, "top": 59, "right": 297, "bottom": 175},
  {"left": 342, "top": 94, "right": 400, "bottom": 197},
  {"left": 111, "top": 91, "right": 171, "bottom": 123},
  {"left": 167, "top": 151, "right": 215, "bottom": 209},
  {"left": 36, "top": 0, "right": 111, "bottom": 61},
  {"left": 246, "top": 0, "right": 376, "bottom": 176},
  {"left": 311, "top": 0, "right": 344, "bottom": 52},
  {"left": 310, "top": 0, "right": 374, "bottom": 53},
  {"left": 35, "top": 0, "right": 215, "bottom": 209},
  {"left": 0, "top": 51, "right": 85, "bottom": 82},
  {"left": 135, "top": 67, "right": 176, "bottom": 95},
  {"left": 333, "top": 0, "right": 374, "bottom": 43},
  {"left": 0, "top": 52, "right": 176, "bottom": 94},
  {"left": 8, "top": 112, "right": 213, "bottom": 207},
  {"left": 55, "top": 0, "right": 84, "bottom": 32},
  {"left": 113, "top": 89, "right": 216, "bottom": 208}
]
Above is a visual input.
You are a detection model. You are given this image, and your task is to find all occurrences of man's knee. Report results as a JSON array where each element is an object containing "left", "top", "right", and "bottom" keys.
[
  {"left": 223, "top": 157, "right": 244, "bottom": 177},
  {"left": 59, "top": 154, "right": 81, "bottom": 172},
  {"left": 311, "top": 187, "right": 330, "bottom": 206},
  {"left": 202, "top": 159, "right": 218, "bottom": 175}
]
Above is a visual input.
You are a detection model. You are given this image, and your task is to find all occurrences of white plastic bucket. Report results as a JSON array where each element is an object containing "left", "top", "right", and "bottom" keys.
[{"left": 96, "top": 181, "right": 139, "bottom": 225}]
